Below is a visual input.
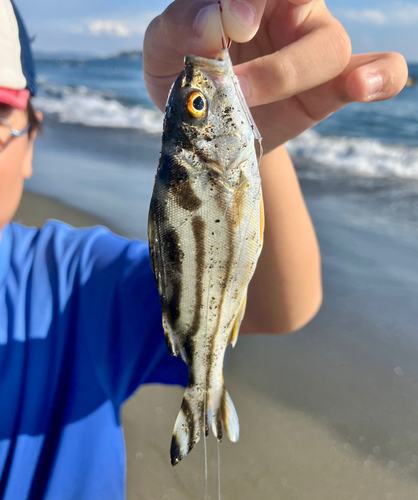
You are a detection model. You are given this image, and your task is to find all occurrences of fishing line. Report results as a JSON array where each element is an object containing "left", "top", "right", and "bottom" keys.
[
  {"left": 204, "top": 426, "right": 209, "bottom": 500},
  {"left": 217, "top": 1, "right": 263, "bottom": 167},
  {"left": 217, "top": 440, "right": 222, "bottom": 500}
]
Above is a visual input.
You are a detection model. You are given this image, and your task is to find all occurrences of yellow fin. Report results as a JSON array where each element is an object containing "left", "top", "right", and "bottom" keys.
[
  {"left": 229, "top": 293, "right": 247, "bottom": 348},
  {"left": 259, "top": 194, "right": 265, "bottom": 248}
]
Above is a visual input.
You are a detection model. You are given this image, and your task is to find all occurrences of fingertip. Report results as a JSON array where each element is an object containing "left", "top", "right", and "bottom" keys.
[
  {"left": 193, "top": 3, "right": 223, "bottom": 53},
  {"left": 346, "top": 53, "right": 410, "bottom": 103},
  {"left": 221, "top": 0, "right": 265, "bottom": 43}
]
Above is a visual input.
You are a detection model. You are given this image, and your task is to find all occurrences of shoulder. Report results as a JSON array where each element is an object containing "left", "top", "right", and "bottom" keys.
[
  {"left": 10, "top": 220, "right": 147, "bottom": 258},
  {"left": 9, "top": 220, "right": 150, "bottom": 284}
]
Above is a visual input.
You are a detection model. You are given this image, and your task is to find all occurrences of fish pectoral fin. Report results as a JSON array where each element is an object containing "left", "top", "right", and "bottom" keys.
[{"left": 229, "top": 293, "right": 247, "bottom": 348}]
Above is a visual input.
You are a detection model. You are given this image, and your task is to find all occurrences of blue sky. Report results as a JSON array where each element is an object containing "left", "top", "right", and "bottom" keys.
[{"left": 14, "top": 0, "right": 418, "bottom": 61}]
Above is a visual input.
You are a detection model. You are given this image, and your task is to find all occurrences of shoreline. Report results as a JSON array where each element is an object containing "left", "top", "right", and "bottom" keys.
[{"left": 14, "top": 190, "right": 114, "bottom": 232}]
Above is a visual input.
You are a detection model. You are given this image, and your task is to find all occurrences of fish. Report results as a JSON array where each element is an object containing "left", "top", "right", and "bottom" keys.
[{"left": 148, "top": 48, "right": 264, "bottom": 466}]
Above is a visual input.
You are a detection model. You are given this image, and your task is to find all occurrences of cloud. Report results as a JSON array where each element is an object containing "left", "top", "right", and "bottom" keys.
[
  {"left": 72, "top": 11, "right": 160, "bottom": 39},
  {"left": 88, "top": 20, "right": 130, "bottom": 37},
  {"left": 340, "top": 9, "right": 388, "bottom": 25},
  {"left": 339, "top": 2, "right": 418, "bottom": 26},
  {"left": 393, "top": 2, "right": 418, "bottom": 24}
]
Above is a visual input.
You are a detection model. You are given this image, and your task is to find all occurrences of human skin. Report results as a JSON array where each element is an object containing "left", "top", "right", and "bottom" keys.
[
  {"left": 0, "top": 105, "right": 39, "bottom": 234},
  {"left": 143, "top": 0, "right": 408, "bottom": 334}
]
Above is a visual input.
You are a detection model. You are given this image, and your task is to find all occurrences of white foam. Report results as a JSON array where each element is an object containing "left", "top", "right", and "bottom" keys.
[
  {"left": 33, "top": 82, "right": 418, "bottom": 180},
  {"left": 287, "top": 130, "right": 418, "bottom": 180},
  {"left": 33, "top": 85, "right": 163, "bottom": 134}
]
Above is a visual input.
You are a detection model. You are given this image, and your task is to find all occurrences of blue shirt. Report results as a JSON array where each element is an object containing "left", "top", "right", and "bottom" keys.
[{"left": 0, "top": 221, "right": 188, "bottom": 500}]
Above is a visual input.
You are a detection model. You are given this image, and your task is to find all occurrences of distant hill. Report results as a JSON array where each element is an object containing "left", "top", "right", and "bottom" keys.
[
  {"left": 113, "top": 50, "right": 142, "bottom": 60},
  {"left": 34, "top": 49, "right": 142, "bottom": 62},
  {"left": 34, "top": 51, "right": 95, "bottom": 61}
]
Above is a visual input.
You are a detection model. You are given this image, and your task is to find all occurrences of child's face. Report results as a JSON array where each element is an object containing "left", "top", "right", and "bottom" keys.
[{"left": 0, "top": 104, "right": 37, "bottom": 232}]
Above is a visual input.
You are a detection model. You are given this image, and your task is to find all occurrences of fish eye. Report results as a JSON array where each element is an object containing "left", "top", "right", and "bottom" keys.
[{"left": 187, "top": 91, "right": 207, "bottom": 119}]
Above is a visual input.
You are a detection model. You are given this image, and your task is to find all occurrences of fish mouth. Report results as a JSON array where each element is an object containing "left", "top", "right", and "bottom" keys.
[{"left": 184, "top": 50, "right": 230, "bottom": 78}]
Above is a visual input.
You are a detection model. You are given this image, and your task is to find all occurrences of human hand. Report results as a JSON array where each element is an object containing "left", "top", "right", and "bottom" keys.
[{"left": 144, "top": 0, "right": 408, "bottom": 153}]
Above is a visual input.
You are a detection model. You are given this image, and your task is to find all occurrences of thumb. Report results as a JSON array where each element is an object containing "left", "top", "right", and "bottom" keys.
[
  {"left": 143, "top": 0, "right": 266, "bottom": 111},
  {"left": 221, "top": 0, "right": 267, "bottom": 42},
  {"left": 143, "top": 0, "right": 223, "bottom": 111}
]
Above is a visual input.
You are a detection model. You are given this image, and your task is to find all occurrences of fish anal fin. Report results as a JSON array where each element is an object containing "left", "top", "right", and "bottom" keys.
[{"left": 229, "top": 293, "right": 247, "bottom": 348}]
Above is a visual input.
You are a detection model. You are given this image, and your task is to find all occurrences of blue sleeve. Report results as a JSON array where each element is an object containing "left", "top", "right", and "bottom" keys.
[{"left": 32, "top": 221, "right": 188, "bottom": 407}]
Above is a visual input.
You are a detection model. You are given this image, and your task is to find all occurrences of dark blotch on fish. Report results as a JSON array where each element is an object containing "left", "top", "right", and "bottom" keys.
[
  {"left": 159, "top": 154, "right": 202, "bottom": 212},
  {"left": 189, "top": 216, "right": 205, "bottom": 337},
  {"left": 163, "top": 227, "right": 183, "bottom": 324},
  {"left": 182, "top": 398, "right": 195, "bottom": 448}
]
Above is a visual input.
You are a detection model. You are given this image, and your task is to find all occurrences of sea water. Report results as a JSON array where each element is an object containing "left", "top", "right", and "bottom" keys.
[
  {"left": 33, "top": 54, "right": 418, "bottom": 178},
  {"left": 27, "top": 53, "right": 418, "bottom": 239}
]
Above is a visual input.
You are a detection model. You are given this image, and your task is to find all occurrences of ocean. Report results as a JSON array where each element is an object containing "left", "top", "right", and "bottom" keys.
[
  {"left": 27, "top": 53, "right": 418, "bottom": 240},
  {"left": 33, "top": 53, "right": 418, "bottom": 177}
]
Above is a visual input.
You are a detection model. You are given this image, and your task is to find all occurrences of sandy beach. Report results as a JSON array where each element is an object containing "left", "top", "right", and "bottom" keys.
[{"left": 14, "top": 176, "right": 418, "bottom": 499}]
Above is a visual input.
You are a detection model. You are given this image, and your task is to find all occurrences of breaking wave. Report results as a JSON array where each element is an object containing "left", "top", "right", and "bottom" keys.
[
  {"left": 287, "top": 130, "right": 418, "bottom": 180},
  {"left": 33, "top": 82, "right": 163, "bottom": 134},
  {"left": 33, "top": 80, "right": 418, "bottom": 180}
]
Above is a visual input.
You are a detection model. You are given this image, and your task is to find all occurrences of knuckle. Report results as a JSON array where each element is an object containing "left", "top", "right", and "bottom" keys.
[
  {"left": 328, "top": 22, "right": 352, "bottom": 69},
  {"left": 273, "top": 55, "right": 299, "bottom": 98}
]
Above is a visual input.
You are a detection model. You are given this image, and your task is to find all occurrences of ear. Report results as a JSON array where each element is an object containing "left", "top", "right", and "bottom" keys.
[{"left": 23, "top": 111, "right": 43, "bottom": 179}]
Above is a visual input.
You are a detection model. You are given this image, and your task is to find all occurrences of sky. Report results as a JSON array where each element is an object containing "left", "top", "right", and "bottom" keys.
[{"left": 14, "top": 0, "right": 418, "bottom": 61}]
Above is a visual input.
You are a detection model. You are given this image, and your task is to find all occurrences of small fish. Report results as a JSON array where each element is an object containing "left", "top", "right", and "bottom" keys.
[{"left": 148, "top": 48, "right": 264, "bottom": 465}]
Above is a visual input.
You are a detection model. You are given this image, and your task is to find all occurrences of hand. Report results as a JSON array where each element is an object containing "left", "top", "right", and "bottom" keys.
[{"left": 144, "top": 0, "right": 408, "bottom": 153}]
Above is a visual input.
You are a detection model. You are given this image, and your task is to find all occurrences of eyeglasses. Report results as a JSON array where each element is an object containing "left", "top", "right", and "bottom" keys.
[{"left": 0, "top": 117, "right": 30, "bottom": 153}]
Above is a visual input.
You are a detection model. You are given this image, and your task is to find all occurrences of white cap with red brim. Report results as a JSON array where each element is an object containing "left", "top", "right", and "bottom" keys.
[{"left": 0, "top": 0, "right": 36, "bottom": 109}]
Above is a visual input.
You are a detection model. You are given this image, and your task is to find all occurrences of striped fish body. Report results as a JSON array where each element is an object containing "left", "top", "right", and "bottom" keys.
[{"left": 148, "top": 51, "right": 264, "bottom": 465}]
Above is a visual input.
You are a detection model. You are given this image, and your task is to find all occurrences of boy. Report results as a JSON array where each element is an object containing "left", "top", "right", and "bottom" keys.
[{"left": 0, "top": 0, "right": 407, "bottom": 498}]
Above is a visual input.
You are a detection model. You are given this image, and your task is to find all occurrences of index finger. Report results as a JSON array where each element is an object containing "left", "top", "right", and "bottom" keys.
[{"left": 235, "top": 8, "right": 352, "bottom": 107}]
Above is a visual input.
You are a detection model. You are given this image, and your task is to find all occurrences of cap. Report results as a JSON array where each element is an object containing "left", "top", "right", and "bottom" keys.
[{"left": 0, "top": 0, "right": 36, "bottom": 109}]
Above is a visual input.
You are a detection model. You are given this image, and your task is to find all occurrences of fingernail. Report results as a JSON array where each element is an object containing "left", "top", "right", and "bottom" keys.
[
  {"left": 229, "top": 0, "right": 256, "bottom": 28},
  {"left": 194, "top": 3, "right": 218, "bottom": 38},
  {"left": 367, "top": 74, "right": 383, "bottom": 99}
]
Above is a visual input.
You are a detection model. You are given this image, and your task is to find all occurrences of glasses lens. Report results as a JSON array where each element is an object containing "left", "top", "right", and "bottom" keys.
[{"left": 0, "top": 121, "right": 11, "bottom": 152}]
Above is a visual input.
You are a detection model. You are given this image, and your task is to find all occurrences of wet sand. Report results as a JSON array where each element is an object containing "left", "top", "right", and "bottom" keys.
[
  {"left": 14, "top": 191, "right": 108, "bottom": 229},
  {"left": 14, "top": 187, "right": 418, "bottom": 500}
]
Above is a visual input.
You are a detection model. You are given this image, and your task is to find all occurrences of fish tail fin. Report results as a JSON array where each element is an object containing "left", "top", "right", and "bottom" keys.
[
  {"left": 210, "top": 386, "right": 240, "bottom": 444},
  {"left": 170, "top": 385, "right": 202, "bottom": 466},
  {"left": 170, "top": 383, "right": 240, "bottom": 465}
]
